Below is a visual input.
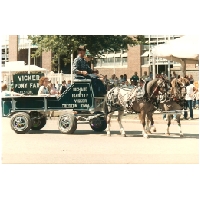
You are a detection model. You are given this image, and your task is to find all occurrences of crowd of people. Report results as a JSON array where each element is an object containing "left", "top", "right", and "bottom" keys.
[{"left": 101, "top": 71, "right": 199, "bottom": 121}]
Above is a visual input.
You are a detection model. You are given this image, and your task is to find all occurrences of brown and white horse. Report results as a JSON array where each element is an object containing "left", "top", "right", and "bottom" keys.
[
  {"left": 105, "top": 78, "right": 168, "bottom": 138},
  {"left": 155, "top": 77, "right": 189, "bottom": 137}
]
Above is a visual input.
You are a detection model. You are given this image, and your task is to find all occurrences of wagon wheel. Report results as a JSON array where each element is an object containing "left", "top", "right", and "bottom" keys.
[
  {"left": 58, "top": 114, "right": 77, "bottom": 134},
  {"left": 90, "top": 112, "right": 107, "bottom": 132},
  {"left": 31, "top": 117, "right": 47, "bottom": 130},
  {"left": 10, "top": 112, "right": 31, "bottom": 134}
]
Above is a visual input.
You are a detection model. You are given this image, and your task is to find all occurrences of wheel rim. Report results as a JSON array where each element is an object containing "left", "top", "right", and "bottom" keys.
[
  {"left": 13, "top": 115, "right": 29, "bottom": 131},
  {"left": 91, "top": 117, "right": 102, "bottom": 128},
  {"left": 59, "top": 116, "right": 72, "bottom": 131}
]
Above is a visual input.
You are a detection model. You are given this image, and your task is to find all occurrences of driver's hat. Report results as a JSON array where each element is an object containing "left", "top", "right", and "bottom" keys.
[{"left": 77, "top": 45, "right": 86, "bottom": 51}]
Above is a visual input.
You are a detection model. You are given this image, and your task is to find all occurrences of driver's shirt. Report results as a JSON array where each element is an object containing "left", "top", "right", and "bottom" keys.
[{"left": 73, "top": 56, "right": 93, "bottom": 75}]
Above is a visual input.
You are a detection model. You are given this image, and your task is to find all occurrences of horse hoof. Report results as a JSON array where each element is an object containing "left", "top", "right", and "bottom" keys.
[
  {"left": 165, "top": 133, "right": 170, "bottom": 136},
  {"left": 143, "top": 134, "right": 149, "bottom": 139},
  {"left": 122, "top": 134, "right": 126, "bottom": 137},
  {"left": 153, "top": 129, "right": 156, "bottom": 132},
  {"left": 180, "top": 134, "right": 184, "bottom": 138},
  {"left": 107, "top": 134, "right": 111, "bottom": 137}
]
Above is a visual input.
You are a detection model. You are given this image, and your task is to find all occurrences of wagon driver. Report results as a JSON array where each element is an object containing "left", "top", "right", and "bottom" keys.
[{"left": 73, "top": 45, "right": 106, "bottom": 97}]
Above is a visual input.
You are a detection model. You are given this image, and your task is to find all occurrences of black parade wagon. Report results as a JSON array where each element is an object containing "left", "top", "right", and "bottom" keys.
[{"left": 2, "top": 78, "right": 107, "bottom": 134}]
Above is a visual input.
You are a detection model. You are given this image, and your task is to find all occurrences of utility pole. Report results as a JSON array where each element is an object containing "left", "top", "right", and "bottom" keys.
[
  {"left": 168, "top": 35, "right": 171, "bottom": 80},
  {"left": 28, "top": 41, "right": 31, "bottom": 74}
]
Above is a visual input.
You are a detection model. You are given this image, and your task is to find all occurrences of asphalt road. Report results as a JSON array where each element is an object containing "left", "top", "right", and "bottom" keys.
[{"left": 1, "top": 117, "right": 199, "bottom": 164}]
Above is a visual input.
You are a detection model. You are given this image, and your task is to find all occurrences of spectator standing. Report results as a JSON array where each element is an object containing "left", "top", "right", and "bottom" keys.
[
  {"left": 156, "top": 73, "right": 161, "bottom": 78},
  {"left": 10, "top": 80, "right": 14, "bottom": 91},
  {"left": 114, "top": 76, "right": 119, "bottom": 87},
  {"left": 1, "top": 84, "right": 23, "bottom": 97},
  {"left": 184, "top": 80, "right": 195, "bottom": 120},
  {"left": 149, "top": 72, "right": 153, "bottom": 80},
  {"left": 129, "top": 80, "right": 136, "bottom": 89},
  {"left": 109, "top": 74, "right": 116, "bottom": 84},
  {"left": 189, "top": 74, "right": 194, "bottom": 82},
  {"left": 135, "top": 79, "right": 145, "bottom": 99},
  {"left": 59, "top": 80, "right": 67, "bottom": 94},
  {"left": 184, "top": 75, "right": 190, "bottom": 81},
  {"left": 123, "top": 74, "right": 127, "bottom": 81},
  {"left": 141, "top": 71, "right": 148, "bottom": 80},
  {"left": 130, "top": 72, "right": 139, "bottom": 82},
  {"left": 50, "top": 83, "right": 58, "bottom": 95},
  {"left": 103, "top": 75, "right": 109, "bottom": 85},
  {"left": 55, "top": 81, "right": 60, "bottom": 90},
  {"left": 66, "top": 80, "right": 71, "bottom": 88},
  {"left": 172, "top": 71, "right": 178, "bottom": 79},
  {"left": 121, "top": 81, "right": 129, "bottom": 88},
  {"left": 119, "top": 75, "right": 125, "bottom": 84},
  {"left": 195, "top": 88, "right": 199, "bottom": 109}
]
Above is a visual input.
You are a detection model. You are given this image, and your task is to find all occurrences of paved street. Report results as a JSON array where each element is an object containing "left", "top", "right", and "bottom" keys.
[{"left": 1, "top": 116, "right": 199, "bottom": 164}]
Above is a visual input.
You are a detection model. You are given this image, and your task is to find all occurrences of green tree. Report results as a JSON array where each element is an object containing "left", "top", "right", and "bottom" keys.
[{"left": 28, "top": 35, "right": 145, "bottom": 66}]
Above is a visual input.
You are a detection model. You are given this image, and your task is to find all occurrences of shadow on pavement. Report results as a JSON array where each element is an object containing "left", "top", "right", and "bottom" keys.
[
  {"left": 28, "top": 129, "right": 199, "bottom": 139},
  {"left": 146, "top": 133, "right": 199, "bottom": 139}
]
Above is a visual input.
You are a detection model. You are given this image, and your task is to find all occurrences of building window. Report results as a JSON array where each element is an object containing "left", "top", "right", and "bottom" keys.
[
  {"left": 1, "top": 46, "right": 9, "bottom": 67},
  {"left": 94, "top": 51, "right": 127, "bottom": 68}
]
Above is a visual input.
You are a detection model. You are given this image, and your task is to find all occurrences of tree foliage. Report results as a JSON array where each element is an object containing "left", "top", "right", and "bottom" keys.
[{"left": 28, "top": 35, "right": 145, "bottom": 65}]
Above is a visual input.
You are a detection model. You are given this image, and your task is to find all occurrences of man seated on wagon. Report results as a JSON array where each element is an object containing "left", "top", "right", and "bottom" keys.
[{"left": 73, "top": 45, "right": 106, "bottom": 97}]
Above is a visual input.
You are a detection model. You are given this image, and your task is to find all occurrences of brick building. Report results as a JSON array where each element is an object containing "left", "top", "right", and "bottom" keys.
[{"left": 1, "top": 35, "right": 199, "bottom": 81}]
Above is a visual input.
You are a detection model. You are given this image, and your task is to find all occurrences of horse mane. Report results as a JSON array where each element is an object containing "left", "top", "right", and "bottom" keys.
[{"left": 146, "top": 78, "right": 159, "bottom": 96}]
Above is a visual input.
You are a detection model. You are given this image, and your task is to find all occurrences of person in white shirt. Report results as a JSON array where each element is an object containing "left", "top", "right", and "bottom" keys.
[
  {"left": 55, "top": 81, "right": 60, "bottom": 91},
  {"left": 184, "top": 81, "right": 195, "bottom": 120},
  {"left": 1, "top": 84, "right": 23, "bottom": 97},
  {"left": 49, "top": 83, "right": 58, "bottom": 95},
  {"left": 38, "top": 77, "right": 50, "bottom": 96},
  {"left": 132, "top": 79, "right": 145, "bottom": 99},
  {"left": 121, "top": 81, "right": 129, "bottom": 88},
  {"left": 128, "top": 80, "right": 136, "bottom": 89}
]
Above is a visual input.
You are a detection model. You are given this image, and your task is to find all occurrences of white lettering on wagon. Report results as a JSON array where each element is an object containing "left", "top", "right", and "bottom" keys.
[
  {"left": 71, "top": 93, "right": 88, "bottom": 97},
  {"left": 81, "top": 104, "right": 90, "bottom": 108},
  {"left": 73, "top": 87, "right": 87, "bottom": 92},
  {"left": 62, "top": 104, "right": 77, "bottom": 108},
  {"left": 74, "top": 99, "right": 87, "bottom": 103}
]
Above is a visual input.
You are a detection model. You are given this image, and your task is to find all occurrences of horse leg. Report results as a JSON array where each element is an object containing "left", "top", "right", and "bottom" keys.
[
  {"left": 177, "top": 114, "right": 183, "bottom": 137},
  {"left": 117, "top": 110, "right": 126, "bottom": 137},
  {"left": 145, "top": 116, "right": 151, "bottom": 134},
  {"left": 141, "top": 111, "right": 149, "bottom": 138},
  {"left": 149, "top": 112, "right": 156, "bottom": 132},
  {"left": 106, "top": 112, "right": 113, "bottom": 136},
  {"left": 146, "top": 112, "right": 155, "bottom": 134},
  {"left": 165, "top": 114, "right": 171, "bottom": 136}
]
